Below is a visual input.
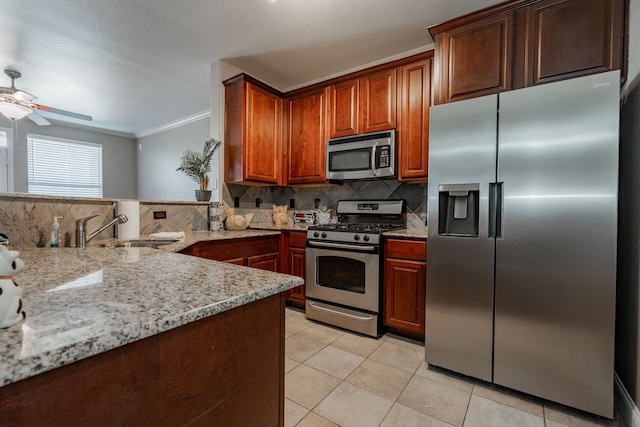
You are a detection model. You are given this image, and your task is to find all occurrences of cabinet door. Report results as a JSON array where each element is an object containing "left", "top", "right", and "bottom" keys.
[
  {"left": 245, "top": 83, "right": 282, "bottom": 184},
  {"left": 327, "top": 79, "right": 359, "bottom": 138},
  {"left": 360, "top": 69, "right": 397, "bottom": 133},
  {"left": 517, "top": 0, "right": 625, "bottom": 87},
  {"left": 434, "top": 11, "right": 515, "bottom": 104},
  {"left": 286, "top": 89, "right": 326, "bottom": 184},
  {"left": 248, "top": 252, "right": 279, "bottom": 272},
  {"left": 398, "top": 57, "right": 432, "bottom": 181},
  {"left": 285, "top": 246, "right": 307, "bottom": 306},
  {"left": 384, "top": 258, "right": 426, "bottom": 336}
]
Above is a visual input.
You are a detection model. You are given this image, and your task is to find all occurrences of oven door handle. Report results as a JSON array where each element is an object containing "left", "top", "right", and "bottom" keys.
[
  {"left": 307, "top": 241, "right": 377, "bottom": 252},
  {"left": 308, "top": 301, "right": 375, "bottom": 321}
]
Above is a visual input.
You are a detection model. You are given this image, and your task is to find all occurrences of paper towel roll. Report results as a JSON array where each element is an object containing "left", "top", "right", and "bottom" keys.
[{"left": 117, "top": 200, "right": 140, "bottom": 239}]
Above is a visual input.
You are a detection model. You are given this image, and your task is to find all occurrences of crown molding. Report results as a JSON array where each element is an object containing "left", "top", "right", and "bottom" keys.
[{"left": 135, "top": 110, "right": 211, "bottom": 139}]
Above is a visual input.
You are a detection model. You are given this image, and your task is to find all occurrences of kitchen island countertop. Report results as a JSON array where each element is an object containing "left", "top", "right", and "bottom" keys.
[{"left": 0, "top": 233, "right": 303, "bottom": 388}]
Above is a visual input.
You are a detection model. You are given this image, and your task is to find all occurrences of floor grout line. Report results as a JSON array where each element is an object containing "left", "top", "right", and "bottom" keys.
[{"left": 285, "top": 308, "right": 626, "bottom": 427}]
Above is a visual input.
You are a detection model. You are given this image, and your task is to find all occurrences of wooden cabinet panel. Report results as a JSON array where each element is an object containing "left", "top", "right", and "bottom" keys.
[
  {"left": 248, "top": 252, "right": 279, "bottom": 272},
  {"left": 360, "top": 68, "right": 397, "bottom": 133},
  {"left": 384, "top": 258, "right": 426, "bottom": 335},
  {"left": 285, "top": 89, "right": 327, "bottom": 184},
  {"left": 383, "top": 238, "right": 426, "bottom": 339},
  {"left": 386, "top": 238, "right": 427, "bottom": 261},
  {"left": 398, "top": 57, "right": 432, "bottom": 181},
  {"left": 434, "top": 11, "right": 515, "bottom": 104},
  {"left": 181, "top": 236, "right": 280, "bottom": 271},
  {"left": 224, "top": 74, "right": 283, "bottom": 185},
  {"left": 327, "top": 79, "right": 359, "bottom": 138},
  {"left": 517, "top": 0, "right": 625, "bottom": 87},
  {"left": 431, "top": 0, "right": 627, "bottom": 104},
  {"left": 282, "top": 231, "right": 306, "bottom": 308},
  {"left": 0, "top": 293, "right": 285, "bottom": 426},
  {"left": 245, "top": 84, "right": 282, "bottom": 183},
  {"left": 286, "top": 247, "right": 307, "bottom": 307}
]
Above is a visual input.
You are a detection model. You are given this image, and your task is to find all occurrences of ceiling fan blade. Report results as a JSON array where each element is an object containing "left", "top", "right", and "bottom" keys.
[
  {"left": 27, "top": 111, "right": 51, "bottom": 126},
  {"left": 32, "top": 104, "right": 92, "bottom": 121}
]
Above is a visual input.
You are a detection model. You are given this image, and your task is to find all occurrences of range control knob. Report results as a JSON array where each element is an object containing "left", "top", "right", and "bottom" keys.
[
  {"left": 354, "top": 234, "right": 361, "bottom": 241},
  {"left": 321, "top": 232, "right": 328, "bottom": 238},
  {"left": 363, "top": 234, "right": 370, "bottom": 242},
  {"left": 313, "top": 231, "right": 320, "bottom": 238}
]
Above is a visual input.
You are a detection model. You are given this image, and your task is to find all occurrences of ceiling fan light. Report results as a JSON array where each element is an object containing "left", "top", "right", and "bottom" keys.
[
  {"left": 12, "top": 90, "right": 35, "bottom": 103},
  {"left": 0, "top": 102, "right": 32, "bottom": 120}
]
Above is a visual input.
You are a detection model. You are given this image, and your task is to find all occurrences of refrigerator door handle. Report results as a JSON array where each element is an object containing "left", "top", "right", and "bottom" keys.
[{"left": 489, "top": 182, "right": 504, "bottom": 238}]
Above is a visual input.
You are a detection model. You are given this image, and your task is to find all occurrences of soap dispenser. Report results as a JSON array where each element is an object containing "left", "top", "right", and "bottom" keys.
[{"left": 50, "top": 216, "right": 63, "bottom": 248}]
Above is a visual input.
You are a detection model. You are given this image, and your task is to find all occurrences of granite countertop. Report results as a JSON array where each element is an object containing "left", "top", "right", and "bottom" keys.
[
  {"left": 0, "top": 234, "right": 303, "bottom": 388},
  {"left": 95, "top": 229, "right": 283, "bottom": 253},
  {"left": 384, "top": 228, "right": 428, "bottom": 240},
  {"left": 249, "top": 223, "right": 311, "bottom": 232}
]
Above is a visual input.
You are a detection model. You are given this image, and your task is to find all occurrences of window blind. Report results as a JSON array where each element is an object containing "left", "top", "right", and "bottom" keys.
[
  {"left": 0, "top": 130, "right": 7, "bottom": 147},
  {"left": 27, "top": 134, "right": 103, "bottom": 197}
]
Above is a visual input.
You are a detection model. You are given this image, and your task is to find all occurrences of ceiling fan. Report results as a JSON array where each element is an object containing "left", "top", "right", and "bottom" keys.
[{"left": 0, "top": 68, "right": 92, "bottom": 125}]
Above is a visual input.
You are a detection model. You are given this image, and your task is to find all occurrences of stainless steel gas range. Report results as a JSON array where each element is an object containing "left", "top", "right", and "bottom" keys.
[{"left": 305, "top": 199, "right": 405, "bottom": 337}]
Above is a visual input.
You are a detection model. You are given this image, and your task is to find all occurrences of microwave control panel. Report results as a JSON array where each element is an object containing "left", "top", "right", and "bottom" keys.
[{"left": 376, "top": 145, "right": 391, "bottom": 168}]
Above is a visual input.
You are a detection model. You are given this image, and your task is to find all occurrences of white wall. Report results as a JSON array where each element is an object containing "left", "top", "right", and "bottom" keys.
[
  {"left": 137, "top": 117, "right": 212, "bottom": 201},
  {"left": 0, "top": 116, "right": 137, "bottom": 198}
]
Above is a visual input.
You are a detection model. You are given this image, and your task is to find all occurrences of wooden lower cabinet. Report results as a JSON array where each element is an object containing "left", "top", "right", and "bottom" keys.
[
  {"left": 180, "top": 235, "right": 279, "bottom": 271},
  {"left": 281, "top": 231, "right": 307, "bottom": 308},
  {"left": 0, "top": 293, "right": 286, "bottom": 426},
  {"left": 383, "top": 238, "right": 427, "bottom": 340}
]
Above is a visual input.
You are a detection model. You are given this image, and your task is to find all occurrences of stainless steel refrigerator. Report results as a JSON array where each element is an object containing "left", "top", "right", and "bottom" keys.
[{"left": 426, "top": 70, "right": 619, "bottom": 418}]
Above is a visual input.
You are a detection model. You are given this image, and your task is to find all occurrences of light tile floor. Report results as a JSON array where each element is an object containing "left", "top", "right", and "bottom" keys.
[{"left": 284, "top": 307, "right": 627, "bottom": 427}]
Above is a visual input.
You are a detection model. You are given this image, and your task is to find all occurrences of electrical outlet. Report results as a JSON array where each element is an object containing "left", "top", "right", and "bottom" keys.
[
  {"left": 234, "top": 197, "right": 240, "bottom": 208},
  {"left": 255, "top": 198, "right": 261, "bottom": 208},
  {"left": 314, "top": 198, "right": 321, "bottom": 209},
  {"left": 153, "top": 211, "right": 167, "bottom": 219},
  {"left": 289, "top": 198, "right": 295, "bottom": 209}
]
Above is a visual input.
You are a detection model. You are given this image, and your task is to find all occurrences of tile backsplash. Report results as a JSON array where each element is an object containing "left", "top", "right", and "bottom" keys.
[
  {"left": 0, "top": 193, "right": 209, "bottom": 248},
  {"left": 223, "top": 180, "right": 427, "bottom": 229}
]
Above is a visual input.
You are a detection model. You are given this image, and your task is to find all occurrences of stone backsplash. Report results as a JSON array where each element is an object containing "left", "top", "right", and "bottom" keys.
[
  {"left": 223, "top": 180, "right": 427, "bottom": 229},
  {"left": 0, "top": 193, "right": 209, "bottom": 248}
]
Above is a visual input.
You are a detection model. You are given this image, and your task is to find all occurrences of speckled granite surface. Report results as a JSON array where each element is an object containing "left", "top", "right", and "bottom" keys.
[
  {"left": 383, "top": 228, "right": 428, "bottom": 240},
  {"left": 96, "top": 229, "right": 282, "bottom": 253},
  {"left": 249, "top": 223, "right": 311, "bottom": 232},
  {"left": 0, "top": 237, "right": 302, "bottom": 388}
]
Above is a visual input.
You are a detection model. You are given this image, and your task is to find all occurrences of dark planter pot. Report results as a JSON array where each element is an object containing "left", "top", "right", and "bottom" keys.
[{"left": 195, "top": 190, "right": 212, "bottom": 202}]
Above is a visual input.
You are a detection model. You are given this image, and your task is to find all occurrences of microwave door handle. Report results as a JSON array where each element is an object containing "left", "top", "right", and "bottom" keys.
[{"left": 372, "top": 142, "right": 378, "bottom": 175}]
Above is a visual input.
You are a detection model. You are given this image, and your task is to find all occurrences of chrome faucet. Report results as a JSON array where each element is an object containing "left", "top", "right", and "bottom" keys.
[{"left": 76, "top": 214, "right": 128, "bottom": 248}]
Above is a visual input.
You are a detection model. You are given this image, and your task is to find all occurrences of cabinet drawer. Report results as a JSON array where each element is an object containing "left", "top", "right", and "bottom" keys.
[
  {"left": 385, "top": 239, "right": 426, "bottom": 261},
  {"left": 289, "top": 231, "right": 307, "bottom": 248}
]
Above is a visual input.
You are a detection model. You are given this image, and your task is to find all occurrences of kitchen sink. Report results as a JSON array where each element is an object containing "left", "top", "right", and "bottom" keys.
[{"left": 103, "top": 240, "right": 179, "bottom": 249}]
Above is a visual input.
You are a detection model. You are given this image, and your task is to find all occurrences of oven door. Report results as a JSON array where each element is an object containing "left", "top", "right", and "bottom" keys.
[{"left": 305, "top": 240, "right": 380, "bottom": 313}]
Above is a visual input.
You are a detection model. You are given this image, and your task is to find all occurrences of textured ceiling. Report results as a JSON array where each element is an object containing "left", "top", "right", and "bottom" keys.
[{"left": 0, "top": 0, "right": 503, "bottom": 136}]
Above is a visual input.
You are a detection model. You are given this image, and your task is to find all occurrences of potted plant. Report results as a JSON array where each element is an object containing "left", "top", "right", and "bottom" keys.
[
  {"left": 317, "top": 203, "right": 332, "bottom": 225},
  {"left": 176, "top": 138, "right": 222, "bottom": 201}
]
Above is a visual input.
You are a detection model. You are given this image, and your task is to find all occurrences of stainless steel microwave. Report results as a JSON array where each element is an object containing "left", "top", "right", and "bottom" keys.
[{"left": 326, "top": 131, "right": 396, "bottom": 180}]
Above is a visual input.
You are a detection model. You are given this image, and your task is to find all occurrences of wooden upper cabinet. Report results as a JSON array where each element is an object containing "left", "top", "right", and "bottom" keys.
[
  {"left": 327, "top": 79, "right": 359, "bottom": 138},
  {"left": 359, "top": 68, "right": 397, "bottom": 134},
  {"left": 285, "top": 88, "right": 327, "bottom": 185},
  {"left": 515, "top": 0, "right": 626, "bottom": 87},
  {"left": 398, "top": 56, "right": 433, "bottom": 181},
  {"left": 224, "top": 74, "right": 283, "bottom": 185},
  {"left": 433, "top": 10, "right": 515, "bottom": 104},
  {"left": 431, "top": 0, "right": 627, "bottom": 104}
]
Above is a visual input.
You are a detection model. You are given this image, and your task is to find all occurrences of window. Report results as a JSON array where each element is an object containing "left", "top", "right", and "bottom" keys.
[
  {"left": 27, "top": 134, "right": 103, "bottom": 197},
  {"left": 0, "top": 128, "right": 13, "bottom": 192}
]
